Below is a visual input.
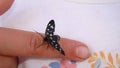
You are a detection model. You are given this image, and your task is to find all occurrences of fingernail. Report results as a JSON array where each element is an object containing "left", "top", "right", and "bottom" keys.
[{"left": 76, "top": 46, "right": 89, "bottom": 59}]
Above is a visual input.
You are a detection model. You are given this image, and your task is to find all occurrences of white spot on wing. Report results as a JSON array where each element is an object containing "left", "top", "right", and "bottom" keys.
[
  {"left": 55, "top": 44, "right": 58, "bottom": 47},
  {"left": 53, "top": 40, "right": 55, "bottom": 42},
  {"left": 47, "top": 29, "right": 49, "bottom": 31},
  {"left": 58, "top": 48, "right": 61, "bottom": 52},
  {"left": 50, "top": 34, "right": 52, "bottom": 36},
  {"left": 55, "top": 44, "right": 58, "bottom": 48},
  {"left": 48, "top": 24, "right": 51, "bottom": 26},
  {"left": 50, "top": 26, "right": 54, "bottom": 29},
  {"left": 47, "top": 32, "right": 49, "bottom": 35},
  {"left": 59, "top": 48, "right": 61, "bottom": 51}
]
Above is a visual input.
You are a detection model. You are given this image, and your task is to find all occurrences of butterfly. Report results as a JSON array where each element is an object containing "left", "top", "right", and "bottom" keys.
[{"left": 44, "top": 20, "right": 65, "bottom": 55}]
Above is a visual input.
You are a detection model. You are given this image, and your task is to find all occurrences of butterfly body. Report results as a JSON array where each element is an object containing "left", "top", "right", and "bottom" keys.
[{"left": 45, "top": 20, "right": 65, "bottom": 55}]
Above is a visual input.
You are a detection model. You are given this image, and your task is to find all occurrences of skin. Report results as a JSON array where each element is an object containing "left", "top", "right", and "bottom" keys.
[
  {"left": 0, "top": 0, "right": 14, "bottom": 15},
  {"left": 0, "top": 0, "right": 90, "bottom": 68}
]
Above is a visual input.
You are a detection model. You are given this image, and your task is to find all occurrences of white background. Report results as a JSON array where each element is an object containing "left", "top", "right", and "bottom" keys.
[{"left": 0, "top": 0, "right": 120, "bottom": 68}]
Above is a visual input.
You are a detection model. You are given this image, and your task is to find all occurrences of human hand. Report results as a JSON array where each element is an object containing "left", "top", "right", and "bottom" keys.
[
  {"left": 0, "top": 27, "right": 90, "bottom": 68},
  {"left": 0, "top": 0, "right": 14, "bottom": 15}
]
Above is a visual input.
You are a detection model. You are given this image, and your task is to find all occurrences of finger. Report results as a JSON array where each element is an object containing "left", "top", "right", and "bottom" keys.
[
  {"left": 0, "top": 27, "right": 43, "bottom": 56},
  {"left": 0, "top": 0, "right": 14, "bottom": 15},
  {"left": 0, "top": 55, "right": 17, "bottom": 68},
  {"left": 33, "top": 38, "right": 90, "bottom": 61},
  {"left": 0, "top": 27, "right": 90, "bottom": 61}
]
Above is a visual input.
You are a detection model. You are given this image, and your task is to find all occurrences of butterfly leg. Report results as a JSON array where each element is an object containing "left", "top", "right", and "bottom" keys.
[
  {"left": 34, "top": 31, "right": 45, "bottom": 48},
  {"left": 46, "top": 43, "right": 55, "bottom": 51},
  {"left": 46, "top": 44, "right": 50, "bottom": 49}
]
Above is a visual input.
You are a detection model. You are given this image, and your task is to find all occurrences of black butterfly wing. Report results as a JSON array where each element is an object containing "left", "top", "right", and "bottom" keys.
[
  {"left": 49, "top": 36, "right": 65, "bottom": 55},
  {"left": 45, "top": 20, "right": 65, "bottom": 55},
  {"left": 45, "top": 20, "right": 55, "bottom": 37}
]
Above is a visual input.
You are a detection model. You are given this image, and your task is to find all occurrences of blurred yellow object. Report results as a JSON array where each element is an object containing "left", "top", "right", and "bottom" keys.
[{"left": 116, "top": 53, "right": 120, "bottom": 67}]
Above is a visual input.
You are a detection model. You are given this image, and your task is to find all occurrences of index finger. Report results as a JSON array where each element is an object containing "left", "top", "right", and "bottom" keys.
[{"left": 0, "top": 27, "right": 90, "bottom": 61}]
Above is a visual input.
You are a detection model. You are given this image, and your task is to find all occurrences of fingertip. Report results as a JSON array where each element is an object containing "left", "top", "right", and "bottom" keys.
[
  {"left": 59, "top": 38, "right": 90, "bottom": 61},
  {"left": 75, "top": 45, "right": 90, "bottom": 59}
]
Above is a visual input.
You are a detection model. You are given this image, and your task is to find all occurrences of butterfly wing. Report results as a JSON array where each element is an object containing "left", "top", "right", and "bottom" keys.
[
  {"left": 45, "top": 20, "right": 65, "bottom": 55},
  {"left": 45, "top": 20, "right": 55, "bottom": 38},
  {"left": 49, "top": 35, "right": 65, "bottom": 55}
]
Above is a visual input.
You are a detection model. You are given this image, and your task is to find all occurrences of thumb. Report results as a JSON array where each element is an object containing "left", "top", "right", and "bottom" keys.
[{"left": 0, "top": 27, "right": 90, "bottom": 61}]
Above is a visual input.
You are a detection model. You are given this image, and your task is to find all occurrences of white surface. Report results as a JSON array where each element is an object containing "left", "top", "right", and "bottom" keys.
[
  {"left": 66, "top": 0, "right": 120, "bottom": 4},
  {"left": 0, "top": 0, "right": 120, "bottom": 68}
]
